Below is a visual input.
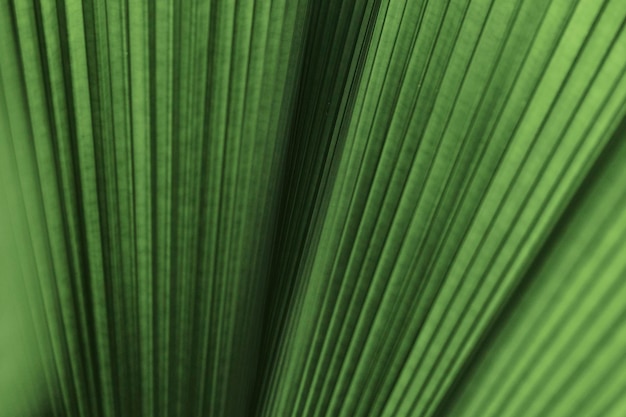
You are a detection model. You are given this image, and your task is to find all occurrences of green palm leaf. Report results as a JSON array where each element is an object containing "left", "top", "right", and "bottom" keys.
[{"left": 1, "top": 0, "right": 625, "bottom": 416}]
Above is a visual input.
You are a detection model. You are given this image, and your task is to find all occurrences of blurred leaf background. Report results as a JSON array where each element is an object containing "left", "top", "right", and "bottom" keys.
[{"left": 1, "top": 0, "right": 625, "bottom": 416}]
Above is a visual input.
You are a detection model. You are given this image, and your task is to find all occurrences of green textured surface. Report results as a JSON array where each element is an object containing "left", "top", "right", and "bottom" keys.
[{"left": 1, "top": 0, "right": 625, "bottom": 416}]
